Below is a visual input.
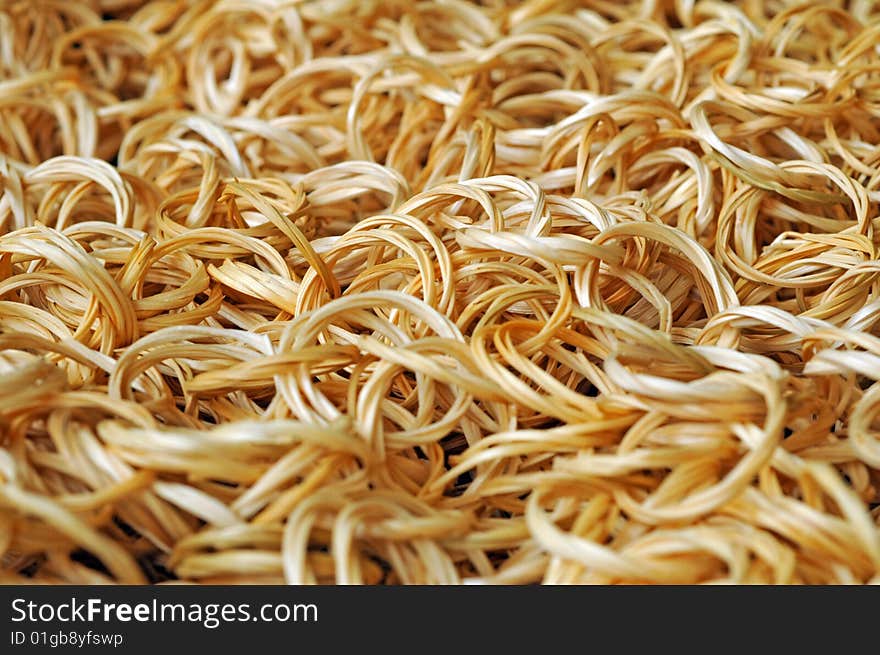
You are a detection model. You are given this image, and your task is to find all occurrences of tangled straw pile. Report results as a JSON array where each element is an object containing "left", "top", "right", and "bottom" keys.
[{"left": 2, "top": 0, "right": 880, "bottom": 585}]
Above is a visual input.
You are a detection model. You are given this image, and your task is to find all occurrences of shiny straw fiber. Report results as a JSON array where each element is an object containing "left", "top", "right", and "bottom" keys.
[{"left": 1, "top": 0, "right": 880, "bottom": 584}]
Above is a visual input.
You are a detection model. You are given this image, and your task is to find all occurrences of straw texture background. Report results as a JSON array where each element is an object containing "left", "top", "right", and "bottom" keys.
[{"left": 2, "top": 0, "right": 880, "bottom": 584}]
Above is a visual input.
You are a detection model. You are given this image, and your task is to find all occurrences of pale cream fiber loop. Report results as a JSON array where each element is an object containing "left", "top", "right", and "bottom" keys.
[{"left": 1, "top": 0, "right": 880, "bottom": 585}]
